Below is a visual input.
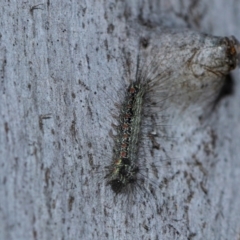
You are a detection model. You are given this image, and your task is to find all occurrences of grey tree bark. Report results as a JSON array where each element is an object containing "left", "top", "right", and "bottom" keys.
[{"left": 1, "top": 1, "right": 240, "bottom": 240}]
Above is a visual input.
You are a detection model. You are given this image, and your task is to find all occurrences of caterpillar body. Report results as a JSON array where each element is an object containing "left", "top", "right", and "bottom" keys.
[{"left": 105, "top": 82, "right": 146, "bottom": 194}]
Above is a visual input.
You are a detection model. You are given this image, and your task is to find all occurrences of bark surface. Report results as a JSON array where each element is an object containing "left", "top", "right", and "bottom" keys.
[{"left": 0, "top": 1, "right": 240, "bottom": 240}]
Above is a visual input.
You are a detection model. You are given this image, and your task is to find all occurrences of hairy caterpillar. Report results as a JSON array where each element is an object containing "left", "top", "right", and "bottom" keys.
[{"left": 105, "top": 82, "right": 145, "bottom": 194}]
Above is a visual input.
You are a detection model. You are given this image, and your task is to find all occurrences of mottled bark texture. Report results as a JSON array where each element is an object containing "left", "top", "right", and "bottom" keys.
[{"left": 0, "top": 1, "right": 240, "bottom": 240}]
